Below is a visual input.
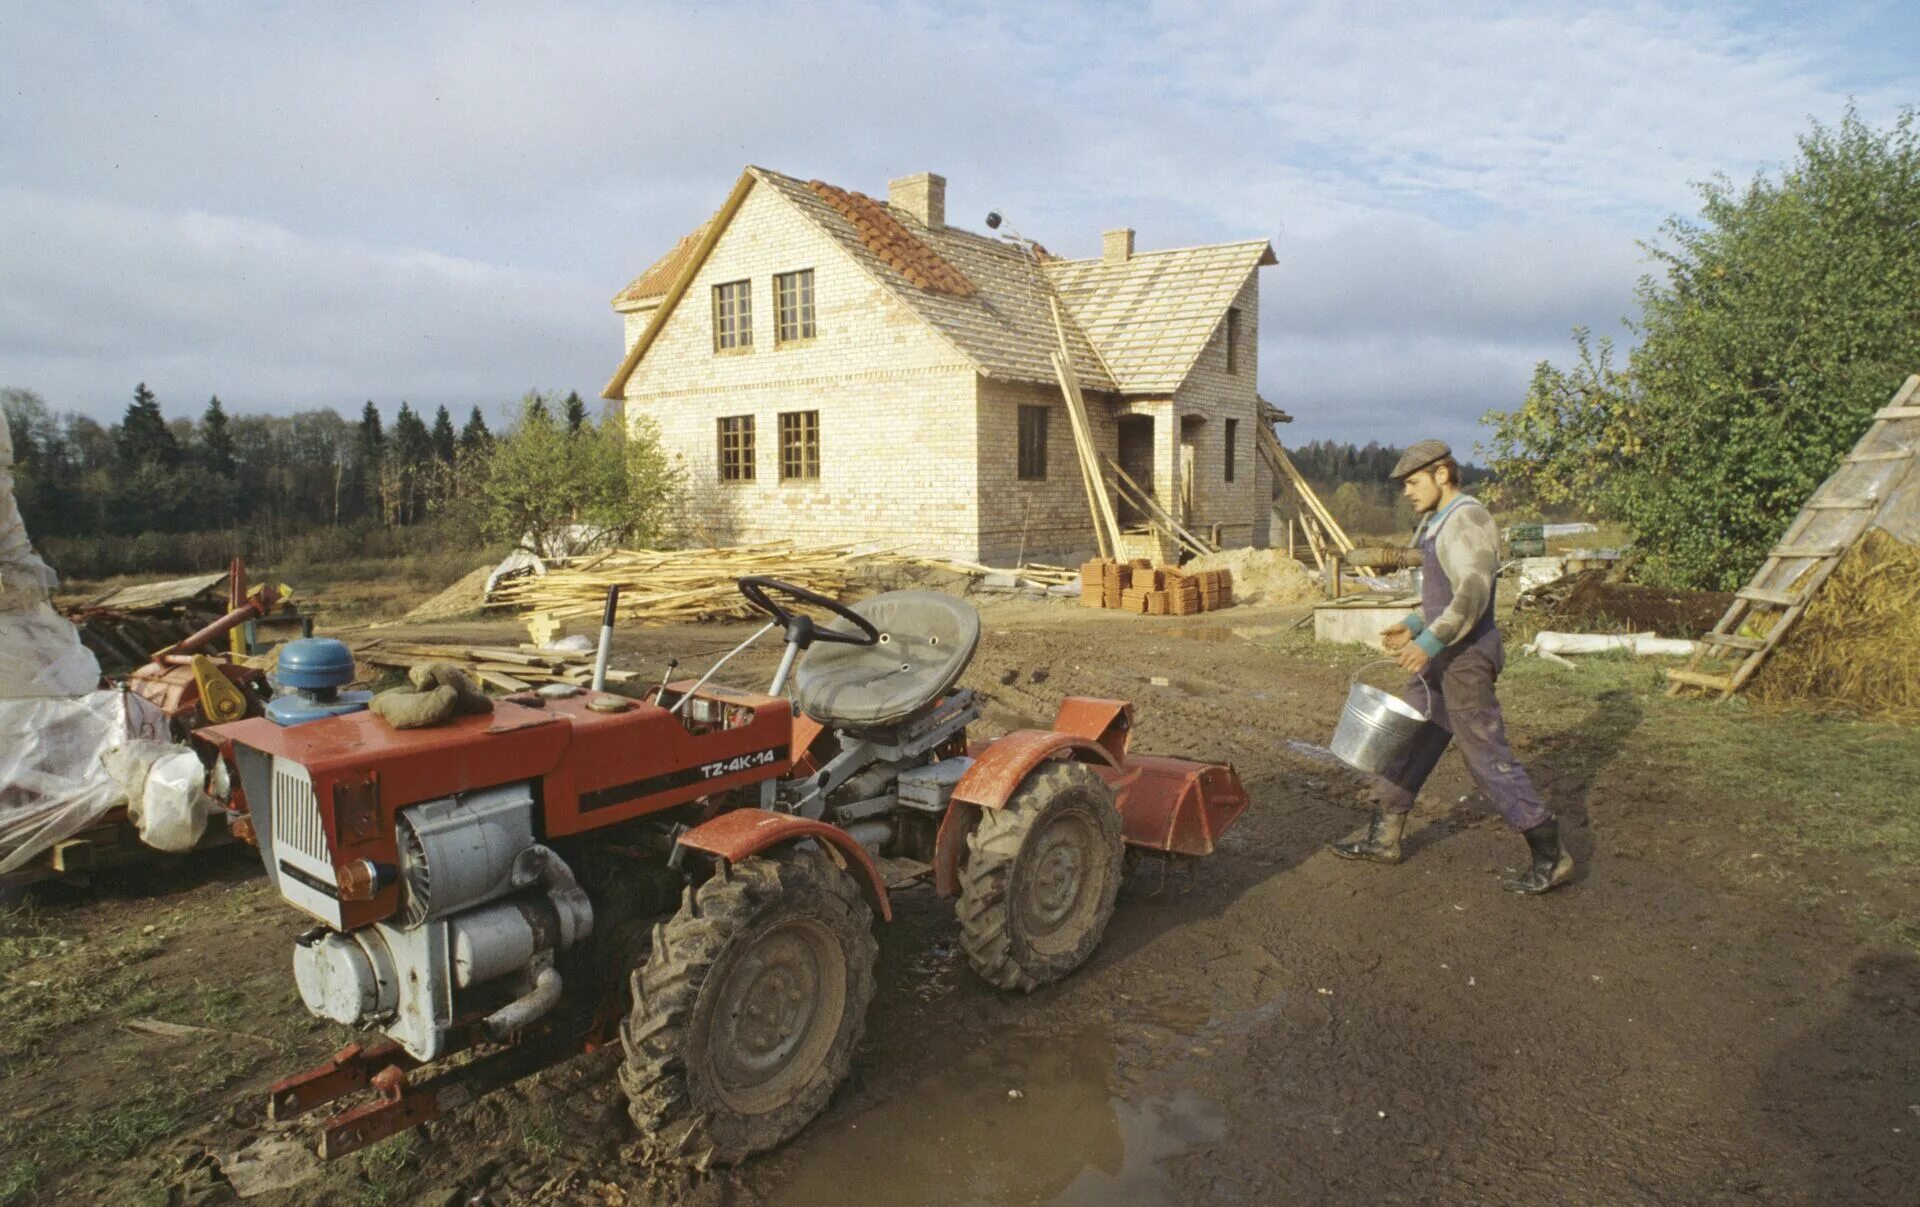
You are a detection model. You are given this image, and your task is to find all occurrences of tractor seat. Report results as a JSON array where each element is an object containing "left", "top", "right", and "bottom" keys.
[{"left": 792, "top": 590, "right": 980, "bottom": 728}]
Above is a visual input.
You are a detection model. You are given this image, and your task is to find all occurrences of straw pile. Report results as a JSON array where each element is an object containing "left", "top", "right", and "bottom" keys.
[{"left": 1749, "top": 529, "right": 1920, "bottom": 721}]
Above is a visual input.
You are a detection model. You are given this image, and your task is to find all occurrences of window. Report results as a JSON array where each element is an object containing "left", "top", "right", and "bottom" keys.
[
  {"left": 1017, "top": 405, "right": 1048, "bottom": 480},
  {"left": 1225, "top": 307, "right": 1241, "bottom": 374},
  {"left": 718, "top": 415, "right": 755, "bottom": 482},
  {"left": 775, "top": 270, "right": 815, "bottom": 344},
  {"left": 713, "top": 280, "right": 752, "bottom": 351},
  {"left": 1224, "top": 418, "right": 1238, "bottom": 483},
  {"left": 779, "top": 410, "right": 820, "bottom": 481}
]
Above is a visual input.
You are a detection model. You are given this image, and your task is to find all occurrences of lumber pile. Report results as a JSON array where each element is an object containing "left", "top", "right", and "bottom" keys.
[
  {"left": 355, "top": 639, "right": 634, "bottom": 694},
  {"left": 1077, "top": 558, "right": 1233, "bottom": 615},
  {"left": 487, "top": 542, "right": 866, "bottom": 644}
]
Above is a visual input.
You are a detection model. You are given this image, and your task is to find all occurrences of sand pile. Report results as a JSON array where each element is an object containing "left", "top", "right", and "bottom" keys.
[
  {"left": 396, "top": 565, "right": 494, "bottom": 624},
  {"left": 1183, "top": 547, "right": 1317, "bottom": 605}
]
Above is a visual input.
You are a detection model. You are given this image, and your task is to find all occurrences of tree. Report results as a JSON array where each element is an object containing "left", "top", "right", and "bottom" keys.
[
  {"left": 1480, "top": 330, "right": 1635, "bottom": 513},
  {"left": 460, "top": 406, "right": 492, "bottom": 454},
  {"left": 481, "top": 393, "right": 682, "bottom": 558},
  {"left": 390, "top": 402, "right": 433, "bottom": 524},
  {"left": 563, "top": 390, "right": 588, "bottom": 432},
  {"left": 200, "top": 395, "right": 237, "bottom": 477},
  {"left": 430, "top": 405, "right": 457, "bottom": 464},
  {"left": 118, "top": 382, "right": 179, "bottom": 468},
  {"left": 354, "top": 401, "right": 385, "bottom": 520},
  {"left": 1482, "top": 107, "right": 1920, "bottom": 588}
]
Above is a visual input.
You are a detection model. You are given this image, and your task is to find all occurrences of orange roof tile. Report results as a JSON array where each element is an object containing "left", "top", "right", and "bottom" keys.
[
  {"left": 805, "top": 180, "right": 975, "bottom": 297},
  {"left": 612, "top": 217, "right": 714, "bottom": 307}
]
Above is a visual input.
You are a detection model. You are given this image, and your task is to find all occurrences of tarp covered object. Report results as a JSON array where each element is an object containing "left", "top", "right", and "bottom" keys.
[
  {"left": 0, "top": 690, "right": 169, "bottom": 873},
  {"left": 0, "top": 414, "right": 102, "bottom": 696},
  {"left": 2, "top": 406, "right": 155, "bottom": 872}
]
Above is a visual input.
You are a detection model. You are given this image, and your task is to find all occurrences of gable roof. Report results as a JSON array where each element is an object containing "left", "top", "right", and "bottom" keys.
[
  {"left": 612, "top": 217, "right": 714, "bottom": 310},
  {"left": 1044, "top": 240, "right": 1277, "bottom": 393},
  {"left": 604, "top": 165, "right": 1272, "bottom": 401}
]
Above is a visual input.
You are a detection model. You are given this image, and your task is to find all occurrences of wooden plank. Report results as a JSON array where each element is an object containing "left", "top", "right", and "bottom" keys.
[
  {"left": 1805, "top": 498, "right": 1875, "bottom": 510},
  {"left": 1701, "top": 633, "right": 1767, "bottom": 652},
  {"left": 1769, "top": 543, "right": 1842, "bottom": 559},
  {"left": 1845, "top": 449, "right": 1914, "bottom": 463},
  {"left": 473, "top": 669, "right": 532, "bottom": 693},
  {"left": 1664, "top": 668, "right": 1733, "bottom": 692},
  {"left": 1736, "top": 587, "right": 1803, "bottom": 607},
  {"left": 1872, "top": 405, "right": 1920, "bottom": 420},
  {"left": 1048, "top": 302, "right": 1126, "bottom": 556}
]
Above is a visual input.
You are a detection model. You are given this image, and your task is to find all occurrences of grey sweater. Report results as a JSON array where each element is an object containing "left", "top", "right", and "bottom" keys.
[{"left": 1402, "top": 495, "right": 1500, "bottom": 657}]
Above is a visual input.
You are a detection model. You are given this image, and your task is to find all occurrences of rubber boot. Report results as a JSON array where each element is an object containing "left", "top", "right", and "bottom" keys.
[
  {"left": 1506, "top": 818, "right": 1574, "bottom": 894},
  {"left": 1330, "top": 811, "right": 1408, "bottom": 864}
]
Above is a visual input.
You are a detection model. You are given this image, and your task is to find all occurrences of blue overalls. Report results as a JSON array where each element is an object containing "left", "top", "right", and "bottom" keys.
[{"left": 1369, "top": 498, "right": 1551, "bottom": 831}]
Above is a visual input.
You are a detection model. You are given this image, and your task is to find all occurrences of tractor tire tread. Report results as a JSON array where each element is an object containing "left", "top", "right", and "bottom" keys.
[
  {"left": 957, "top": 760, "right": 1123, "bottom": 993},
  {"left": 618, "top": 844, "right": 876, "bottom": 1169}
]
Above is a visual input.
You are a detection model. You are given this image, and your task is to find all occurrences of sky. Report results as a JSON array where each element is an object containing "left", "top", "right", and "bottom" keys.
[{"left": 2, "top": 1, "right": 1914, "bottom": 458}]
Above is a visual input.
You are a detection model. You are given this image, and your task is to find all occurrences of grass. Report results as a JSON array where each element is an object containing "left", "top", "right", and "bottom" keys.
[
  {"left": 55, "top": 1087, "right": 185, "bottom": 1161},
  {"left": 0, "top": 1159, "right": 40, "bottom": 1206},
  {"left": 1271, "top": 624, "right": 1920, "bottom": 949}
]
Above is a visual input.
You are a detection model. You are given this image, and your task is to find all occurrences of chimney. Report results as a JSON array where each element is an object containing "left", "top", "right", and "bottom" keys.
[
  {"left": 1103, "top": 228, "right": 1135, "bottom": 263},
  {"left": 888, "top": 172, "right": 946, "bottom": 230}
]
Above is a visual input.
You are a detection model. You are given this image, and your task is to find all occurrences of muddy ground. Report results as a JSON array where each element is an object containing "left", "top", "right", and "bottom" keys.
[{"left": 5, "top": 596, "right": 1917, "bottom": 1204}]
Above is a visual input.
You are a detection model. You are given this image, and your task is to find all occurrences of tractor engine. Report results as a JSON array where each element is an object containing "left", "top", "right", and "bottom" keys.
[{"left": 268, "top": 760, "right": 593, "bottom": 1062}]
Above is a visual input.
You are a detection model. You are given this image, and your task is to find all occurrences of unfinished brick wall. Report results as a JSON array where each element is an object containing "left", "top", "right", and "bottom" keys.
[
  {"left": 973, "top": 378, "right": 1122, "bottom": 566},
  {"left": 1171, "top": 273, "right": 1265, "bottom": 549},
  {"left": 621, "top": 179, "right": 983, "bottom": 559}
]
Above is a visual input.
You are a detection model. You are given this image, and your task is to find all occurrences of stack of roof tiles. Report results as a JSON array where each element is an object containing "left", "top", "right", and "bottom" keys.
[
  {"left": 1078, "top": 559, "right": 1232, "bottom": 616},
  {"left": 806, "top": 181, "right": 976, "bottom": 297}
]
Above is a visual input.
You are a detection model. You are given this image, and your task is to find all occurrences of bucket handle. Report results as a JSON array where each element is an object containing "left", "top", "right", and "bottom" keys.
[{"left": 1352, "top": 658, "right": 1433, "bottom": 722}]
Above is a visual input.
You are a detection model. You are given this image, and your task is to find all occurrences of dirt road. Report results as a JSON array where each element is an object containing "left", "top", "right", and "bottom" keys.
[{"left": 8, "top": 600, "right": 1916, "bottom": 1204}]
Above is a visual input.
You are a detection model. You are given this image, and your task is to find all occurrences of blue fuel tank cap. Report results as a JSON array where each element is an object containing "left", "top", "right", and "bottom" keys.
[
  {"left": 276, "top": 638, "right": 356, "bottom": 691},
  {"left": 268, "top": 638, "right": 371, "bottom": 725}
]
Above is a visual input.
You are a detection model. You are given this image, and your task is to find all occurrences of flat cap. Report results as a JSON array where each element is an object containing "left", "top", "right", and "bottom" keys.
[{"left": 1390, "top": 439, "right": 1452, "bottom": 479}]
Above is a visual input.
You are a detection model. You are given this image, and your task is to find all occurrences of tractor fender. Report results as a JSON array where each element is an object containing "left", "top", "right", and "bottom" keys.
[
  {"left": 950, "top": 730, "right": 1119, "bottom": 811},
  {"left": 935, "top": 731, "right": 1122, "bottom": 898},
  {"left": 675, "top": 809, "right": 893, "bottom": 922}
]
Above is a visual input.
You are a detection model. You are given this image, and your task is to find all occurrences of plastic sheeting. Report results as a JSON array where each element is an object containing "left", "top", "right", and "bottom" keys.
[
  {"left": 1526, "top": 631, "right": 1697, "bottom": 658},
  {"left": 106, "top": 741, "right": 214, "bottom": 853},
  {"left": 0, "top": 690, "right": 169, "bottom": 873},
  {"left": 0, "top": 416, "right": 102, "bottom": 697}
]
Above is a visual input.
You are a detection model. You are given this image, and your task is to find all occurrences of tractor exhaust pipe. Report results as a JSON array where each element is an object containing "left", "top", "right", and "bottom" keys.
[{"left": 591, "top": 584, "right": 620, "bottom": 692}]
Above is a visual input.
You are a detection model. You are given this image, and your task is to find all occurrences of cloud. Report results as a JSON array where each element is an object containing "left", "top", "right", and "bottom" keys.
[
  {"left": 0, "top": 0, "right": 1906, "bottom": 441},
  {"left": 0, "top": 189, "right": 606, "bottom": 421}
]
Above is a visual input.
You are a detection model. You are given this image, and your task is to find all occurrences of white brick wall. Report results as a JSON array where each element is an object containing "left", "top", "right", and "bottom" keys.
[{"left": 621, "top": 180, "right": 983, "bottom": 559}]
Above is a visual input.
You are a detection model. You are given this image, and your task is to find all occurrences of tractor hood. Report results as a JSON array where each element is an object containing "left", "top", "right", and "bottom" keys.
[{"left": 201, "top": 702, "right": 574, "bottom": 816}]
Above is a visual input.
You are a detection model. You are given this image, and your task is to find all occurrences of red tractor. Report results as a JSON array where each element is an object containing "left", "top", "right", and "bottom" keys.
[{"left": 197, "top": 579, "right": 1249, "bottom": 1167}]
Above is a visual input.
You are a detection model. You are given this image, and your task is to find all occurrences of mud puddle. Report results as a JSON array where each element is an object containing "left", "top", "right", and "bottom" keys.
[{"left": 762, "top": 1026, "right": 1224, "bottom": 1205}]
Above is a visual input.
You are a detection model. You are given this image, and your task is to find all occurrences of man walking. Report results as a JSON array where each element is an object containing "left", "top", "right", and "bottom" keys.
[{"left": 1329, "top": 440, "right": 1574, "bottom": 894}]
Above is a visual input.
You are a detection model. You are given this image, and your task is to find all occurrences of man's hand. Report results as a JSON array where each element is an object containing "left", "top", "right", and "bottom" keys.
[
  {"left": 1381, "top": 623, "right": 1411, "bottom": 652},
  {"left": 1394, "top": 641, "right": 1430, "bottom": 675}
]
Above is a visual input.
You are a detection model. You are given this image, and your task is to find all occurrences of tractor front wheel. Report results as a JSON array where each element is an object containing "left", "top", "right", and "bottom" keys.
[
  {"left": 959, "top": 760, "right": 1124, "bottom": 992},
  {"left": 618, "top": 846, "right": 876, "bottom": 1168}
]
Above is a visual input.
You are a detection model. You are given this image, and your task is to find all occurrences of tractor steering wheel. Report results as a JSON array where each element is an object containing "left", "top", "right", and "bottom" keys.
[{"left": 738, "top": 576, "right": 880, "bottom": 649}]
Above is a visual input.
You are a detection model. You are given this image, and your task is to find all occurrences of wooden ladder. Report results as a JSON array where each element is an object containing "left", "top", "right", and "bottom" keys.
[{"left": 1667, "top": 374, "right": 1920, "bottom": 699}]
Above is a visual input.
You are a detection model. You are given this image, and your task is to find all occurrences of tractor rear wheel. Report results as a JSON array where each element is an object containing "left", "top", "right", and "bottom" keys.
[
  {"left": 618, "top": 845, "right": 876, "bottom": 1168},
  {"left": 958, "top": 760, "right": 1124, "bottom": 992}
]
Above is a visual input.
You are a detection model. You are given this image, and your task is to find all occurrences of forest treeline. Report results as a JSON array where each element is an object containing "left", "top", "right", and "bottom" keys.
[
  {"left": 1285, "top": 438, "right": 1490, "bottom": 537},
  {"left": 2, "top": 385, "right": 674, "bottom": 581}
]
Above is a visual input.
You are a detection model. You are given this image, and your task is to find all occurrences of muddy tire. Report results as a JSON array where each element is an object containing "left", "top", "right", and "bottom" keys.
[
  {"left": 958, "top": 761, "right": 1125, "bottom": 992},
  {"left": 617, "top": 845, "right": 877, "bottom": 1168}
]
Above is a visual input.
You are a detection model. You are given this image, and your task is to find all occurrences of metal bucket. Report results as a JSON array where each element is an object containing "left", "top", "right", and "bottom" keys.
[{"left": 1329, "top": 660, "right": 1432, "bottom": 775}]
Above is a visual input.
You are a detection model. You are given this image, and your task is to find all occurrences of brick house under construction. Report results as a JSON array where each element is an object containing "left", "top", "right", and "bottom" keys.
[{"left": 603, "top": 166, "right": 1276, "bottom": 564}]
